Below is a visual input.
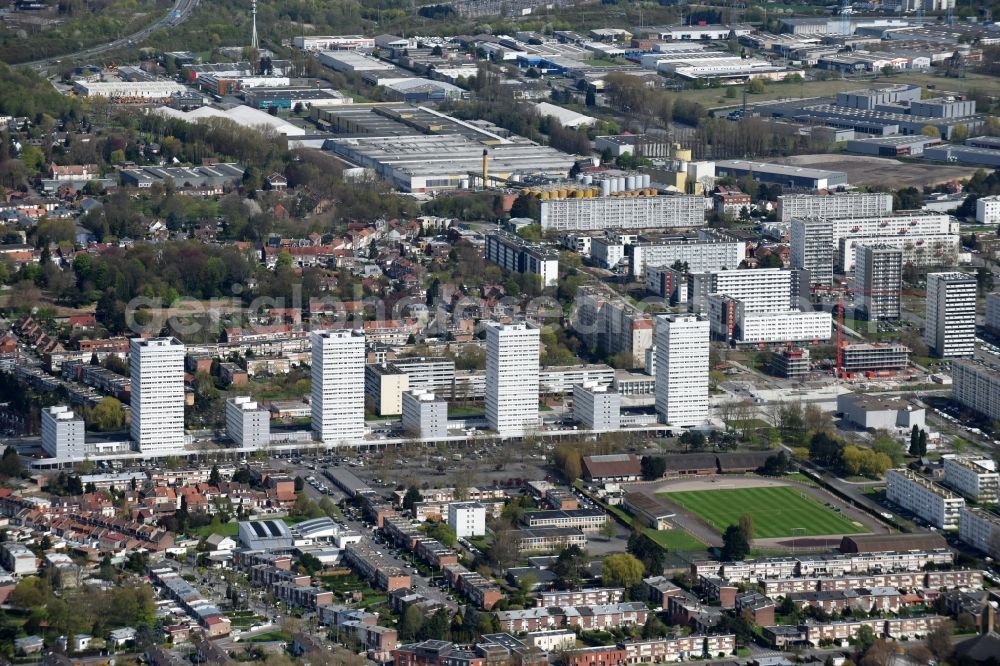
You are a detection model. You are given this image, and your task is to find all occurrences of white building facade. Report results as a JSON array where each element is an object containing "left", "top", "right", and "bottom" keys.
[
  {"left": 629, "top": 238, "right": 746, "bottom": 279},
  {"left": 41, "top": 406, "right": 86, "bottom": 459},
  {"left": 226, "top": 396, "right": 271, "bottom": 449},
  {"left": 777, "top": 192, "right": 893, "bottom": 222},
  {"left": 942, "top": 456, "right": 999, "bottom": 504},
  {"left": 130, "top": 337, "right": 186, "bottom": 454},
  {"left": 401, "top": 390, "right": 448, "bottom": 439},
  {"left": 885, "top": 469, "right": 965, "bottom": 530},
  {"left": 985, "top": 292, "right": 1000, "bottom": 335},
  {"left": 573, "top": 382, "right": 621, "bottom": 431},
  {"left": 958, "top": 507, "right": 1000, "bottom": 559},
  {"left": 854, "top": 244, "right": 902, "bottom": 321},
  {"left": 924, "top": 272, "right": 977, "bottom": 358},
  {"left": 448, "top": 502, "right": 487, "bottom": 538},
  {"left": 485, "top": 322, "right": 539, "bottom": 436},
  {"left": 951, "top": 359, "right": 1000, "bottom": 424},
  {"left": 689, "top": 268, "right": 795, "bottom": 314},
  {"left": 311, "top": 330, "right": 366, "bottom": 445},
  {"left": 655, "top": 314, "right": 709, "bottom": 427},
  {"left": 976, "top": 194, "right": 1000, "bottom": 225},
  {"left": 539, "top": 195, "right": 706, "bottom": 232}
]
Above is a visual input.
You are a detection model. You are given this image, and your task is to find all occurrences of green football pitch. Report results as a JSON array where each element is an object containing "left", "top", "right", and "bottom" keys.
[{"left": 659, "top": 485, "right": 869, "bottom": 538}]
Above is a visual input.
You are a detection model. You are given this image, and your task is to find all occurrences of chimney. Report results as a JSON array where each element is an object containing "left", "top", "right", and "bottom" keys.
[{"left": 482, "top": 148, "right": 489, "bottom": 188}]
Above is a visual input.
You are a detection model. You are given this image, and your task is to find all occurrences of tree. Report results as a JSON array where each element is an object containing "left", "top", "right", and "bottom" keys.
[
  {"left": 401, "top": 605, "right": 424, "bottom": 640},
  {"left": 895, "top": 186, "right": 924, "bottom": 210},
  {"left": 600, "top": 518, "right": 616, "bottom": 542},
  {"left": 924, "top": 620, "right": 954, "bottom": 661},
  {"left": 721, "top": 524, "right": 750, "bottom": 561},
  {"left": 551, "top": 544, "right": 588, "bottom": 588},
  {"left": 871, "top": 432, "right": 904, "bottom": 466},
  {"left": 679, "top": 430, "right": 706, "bottom": 451},
  {"left": 642, "top": 614, "right": 668, "bottom": 639},
  {"left": 585, "top": 88, "right": 596, "bottom": 106},
  {"left": 809, "top": 431, "right": 844, "bottom": 468},
  {"left": 920, "top": 125, "right": 942, "bottom": 139},
  {"left": 294, "top": 476, "right": 304, "bottom": 492},
  {"left": 553, "top": 445, "right": 582, "bottom": 482},
  {"left": 427, "top": 521, "right": 457, "bottom": 548},
  {"left": 9, "top": 576, "right": 48, "bottom": 610},
  {"left": 402, "top": 485, "right": 423, "bottom": 512},
  {"left": 209, "top": 465, "right": 221, "bottom": 487},
  {"left": 640, "top": 456, "right": 666, "bottom": 480},
  {"left": 738, "top": 513, "right": 755, "bottom": 542},
  {"left": 490, "top": 524, "right": 519, "bottom": 571},
  {"left": 909, "top": 425, "right": 921, "bottom": 456},
  {"left": 760, "top": 451, "right": 791, "bottom": 476},
  {"left": 602, "top": 552, "right": 644, "bottom": 589},
  {"left": 0, "top": 446, "right": 22, "bottom": 479}
]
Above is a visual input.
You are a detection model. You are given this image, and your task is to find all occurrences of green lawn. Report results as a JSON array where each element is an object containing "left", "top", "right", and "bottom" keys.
[
  {"left": 643, "top": 528, "right": 708, "bottom": 553},
  {"left": 448, "top": 404, "right": 485, "bottom": 418},
  {"left": 659, "top": 486, "right": 868, "bottom": 538}
]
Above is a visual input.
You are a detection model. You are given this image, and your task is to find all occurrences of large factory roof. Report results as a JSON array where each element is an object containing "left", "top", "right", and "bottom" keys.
[{"left": 328, "top": 134, "right": 576, "bottom": 177}]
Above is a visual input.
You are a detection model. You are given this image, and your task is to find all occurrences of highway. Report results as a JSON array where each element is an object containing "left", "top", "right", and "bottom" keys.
[{"left": 21, "top": 0, "right": 200, "bottom": 71}]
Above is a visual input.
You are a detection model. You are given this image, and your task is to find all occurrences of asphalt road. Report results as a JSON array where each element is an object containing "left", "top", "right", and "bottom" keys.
[
  {"left": 21, "top": 0, "right": 200, "bottom": 71},
  {"left": 287, "top": 460, "right": 459, "bottom": 612}
]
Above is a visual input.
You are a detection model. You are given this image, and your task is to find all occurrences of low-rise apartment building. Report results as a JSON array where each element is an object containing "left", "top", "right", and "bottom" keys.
[
  {"left": 886, "top": 468, "right": 965, "bottom": 529},
  {"left": 943, "top": 455, "right": 1000, "bottom": 504},
  {"left": 522, "top": 509, "right": 607, "bottom": 533},
  {"left": 343, "top": 543, "right": 411, "bottom": 592},
  {"left": 537, "top": 588, "right": 625, "bottom": 607},
  {"left": 959, "top": 507, "right": 1000, "bottom": 559}
]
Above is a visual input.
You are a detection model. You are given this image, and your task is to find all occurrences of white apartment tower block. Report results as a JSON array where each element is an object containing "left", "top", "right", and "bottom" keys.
[
  {"left": 485, "top": 322, "right": 539, "bottom": 436},
  {"left": 130, "top": 337, "right": 186, "bottom": 454},
  {"left": 226, "top": 396, "right": 271, "bottom": 449},
  {"left": 791, "top": 218, "right": 835, "bottom": 287},
  {"left": 924, "top": 272, "right": 976, "bottom": 358},
  {"left": 985, "top": 292, "right": 1000, "bottom": 335},
  {"left": 655, "top": 314, "right": 709, "bottom": 427},
  {"left": 41, "top": 406, "right": 86, "bottom": 459},
  {"left": 311, "top": 330, "right": 366, "bottom": 445},
  {"left": 448, "top": 501, "right": 487, "bottom": 538},
  {"left": 855, "top": 244, "right": 902, "bottom": 321}
]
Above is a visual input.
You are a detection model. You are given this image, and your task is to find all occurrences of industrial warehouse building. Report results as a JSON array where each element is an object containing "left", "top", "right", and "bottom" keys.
[
  {"left": 119, "top": 164, "right": 246, "bottom": 189},
  {"left": 244, "top": 87, "right": 352, "bottom": 110},
  {"left": 73, "top": 80, "right": 188, "bottom": 99},
  {"left": 715, "top": 160, "right": 848, "bottom": 190},
  {"left": 318, "top": 104, "right": 575, "bottom": 192}
]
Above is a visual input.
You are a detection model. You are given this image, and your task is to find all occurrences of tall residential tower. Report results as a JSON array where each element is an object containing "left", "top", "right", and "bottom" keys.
[
  {"left": 485, "top": 321, "right": 539, "bottom": 436},
  {"left": 130, "top": 337, "right": 186, "bottom": 453},
  {"left": 925, "top": 272, "right": 976, "bottom": 358},
  {"left": 655, "top": 314, "right": 709, "bottom": 427},
  {"left": 311, "top": 330, "right": 366, "bottom": 444}
]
